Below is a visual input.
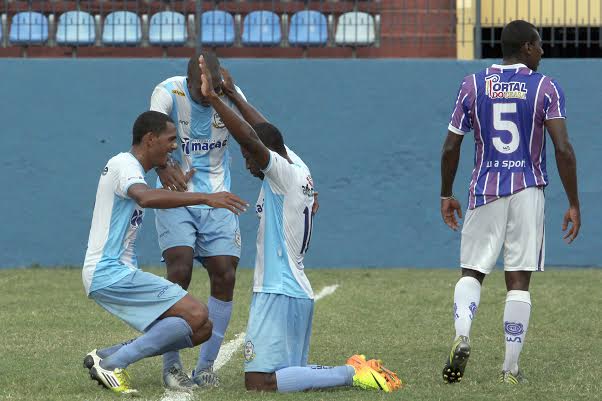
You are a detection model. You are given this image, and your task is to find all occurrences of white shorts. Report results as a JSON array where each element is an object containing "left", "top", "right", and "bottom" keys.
[{"left": 460, "top": 187, "right": 545, "bottom": 274}]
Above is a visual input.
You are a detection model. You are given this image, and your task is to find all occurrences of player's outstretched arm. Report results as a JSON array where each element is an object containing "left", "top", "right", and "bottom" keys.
[
  {"left": 199, "top": 56, "right": 270, "bottom": 169},
  {"left": 220, "top": 67, "right": 269, "bottom": 126},
  {"left": 440, "top": 131, "right": 464, "bottom": 230},
  {"left": 127, "top": 183, "right": 248, "bottom": 215},
  {"left": 545, "top": 118, "right": 581, "bottom": 243}
]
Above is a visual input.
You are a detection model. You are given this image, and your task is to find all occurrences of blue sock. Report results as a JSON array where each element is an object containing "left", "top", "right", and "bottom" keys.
[
  {"left": 101, "top": 317, "right": 193, "bottom": 370},
  {"left": 194, "top": 296, "right": 232, "bottom": 372},
  {"left": 163, "top": 351, "right": 183, "bottom": 374},
  {"left": 97, "top": 339, "right": 134, "bottom": 359},
  {"left": 275, "top": 365, "right": 354, "bottom": 393}
]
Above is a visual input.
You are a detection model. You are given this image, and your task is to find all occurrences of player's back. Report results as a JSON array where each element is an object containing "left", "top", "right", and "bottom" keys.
[
  {"left": 253, "top": 150, "right": 315, "bottom": 299},
  {"left": 449, "top": 63, "right": 565, "bottom": 208}
]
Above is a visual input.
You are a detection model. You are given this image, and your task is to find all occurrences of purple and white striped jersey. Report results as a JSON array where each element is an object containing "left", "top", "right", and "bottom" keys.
[{"left": 448, "top": 63, "right": 566, "bottom": 209}]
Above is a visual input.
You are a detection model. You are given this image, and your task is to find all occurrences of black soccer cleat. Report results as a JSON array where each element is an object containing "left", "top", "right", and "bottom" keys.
[
  {"left": 83, "top": 349, "right": 100, "bottom": 370},
  {"left": 442, "top": 335, "right": 471, "bottom": 383}
]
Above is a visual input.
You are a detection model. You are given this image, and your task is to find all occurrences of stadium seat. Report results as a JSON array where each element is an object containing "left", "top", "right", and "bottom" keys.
[
  {"left": 288, "top": 10, "right": 328, "bottom": 46},
  {"left": 149, "top": 11, "right": 187, "bottom": 46},
  {"left": 56, "top": 11, "right": 95, "bottom": 46},
  {"left": 102, "top": 11, "right": 141, "bottom": 45},
  {"left": 200, "top": 10, "right": 235, "bottom": 46},
  {"left": 335, "top": 12, "right": 375, "bottom": 46},
  {"left": 242, "top": 11, "right": 281, "bottom": 46},
  {"left": 9, "top": 11, "right": 48, "bottom": 45}
]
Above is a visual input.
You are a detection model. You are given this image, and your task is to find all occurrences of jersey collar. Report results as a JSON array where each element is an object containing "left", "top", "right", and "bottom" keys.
[{"left": 490, "top": 63, "right": 528, "bottom": 69}]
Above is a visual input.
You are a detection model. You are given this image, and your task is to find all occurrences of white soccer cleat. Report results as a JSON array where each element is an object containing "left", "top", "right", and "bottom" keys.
[
  {"left": 83, "top": 349, "right": 101, "bottom": 370},
  {"left": 192, "top": 368, "right": 220, "bottom": 388},
  {"left": 163, "top": 365, "right": 197, "bottom": 391},
  {"left": 89, "top": 362, "right": 139, "bottom": 395}
]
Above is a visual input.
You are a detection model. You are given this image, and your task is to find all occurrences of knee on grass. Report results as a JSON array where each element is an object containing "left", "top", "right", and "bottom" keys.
[{"left": 245, "top": 372, "right": 277, "bottom": 392}]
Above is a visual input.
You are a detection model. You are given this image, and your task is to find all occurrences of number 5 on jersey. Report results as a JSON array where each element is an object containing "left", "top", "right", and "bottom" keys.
[{"left": 492, "top": 103, "right": 520, "bottom": 154}]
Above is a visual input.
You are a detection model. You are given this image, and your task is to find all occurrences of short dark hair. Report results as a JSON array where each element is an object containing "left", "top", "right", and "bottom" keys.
[
  {"left": 253, "top": 122, "right": 286, "bottom": 154},
  {"left": 132, "top": 111, "right": 173, "bottom": 145},
  {"left": 187, "top": 49, "right": 220, "bottom": 84},
  {"left": 501, "top": 20, "right": 539, "bottom": 58}
]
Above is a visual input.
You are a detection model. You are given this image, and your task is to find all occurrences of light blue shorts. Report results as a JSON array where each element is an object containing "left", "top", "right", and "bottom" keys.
[
  {"left": 155, "top": 206, "right": 241, "bottom": 260},
  {"left": 243, "top": 292, "right": 314, "bottom": 373},
  {"left": 89, "top": 270, "right": 187, "bottom": 332}
]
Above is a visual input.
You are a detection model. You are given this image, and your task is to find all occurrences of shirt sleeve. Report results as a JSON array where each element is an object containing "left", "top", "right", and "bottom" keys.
[
  {"left": 544, "top": 78, "right": 567, "bottom": 120},
  {"left": 448, "top": 76, "right": 474, "bottom": 135},
  {"left": 113, "top": 160, "right": 147, "bottom": 199},
  {"left": 234, "top": 85, "right": 247, "bottom": 101},
  {"left": 150, "top": 85, "right": 173, "bottom": 114},
  {"left": 261, "top": 151, "right": 298, "bottom": 194}
]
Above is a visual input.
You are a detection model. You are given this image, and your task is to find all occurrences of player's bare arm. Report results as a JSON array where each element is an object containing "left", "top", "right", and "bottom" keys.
[
  {"left": 440, "top": 131, "right": 464, "bottom": 230},
  {"left": 199, "top": 56, "right": 270, "bottom": 169},
  {"left": 127, "top": 183, "right": 248, "bottom": 215},
  {"left": 545, "top": 118, "right": 581, "bottom": 243},
  {"left": 220, "top": 67, "right": 269, "bottom": 127},
  {"left": 156, "top": 162, "right": 195, "bottom": 192}
]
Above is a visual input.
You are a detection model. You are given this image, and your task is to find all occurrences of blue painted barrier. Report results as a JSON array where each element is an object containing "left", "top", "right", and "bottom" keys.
[{"left": 1, "top": 59, "right": 598, "bottom": 268}]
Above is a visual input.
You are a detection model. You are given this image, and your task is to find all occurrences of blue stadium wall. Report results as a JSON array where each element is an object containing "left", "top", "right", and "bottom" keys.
[{"left": 1, "top": 59, "right": 599, "bottom": 269}]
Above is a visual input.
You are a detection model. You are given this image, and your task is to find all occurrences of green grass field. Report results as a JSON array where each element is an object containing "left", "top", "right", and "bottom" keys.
[{"left": 1, "top": 267, "right": 600, "bottom": 401}]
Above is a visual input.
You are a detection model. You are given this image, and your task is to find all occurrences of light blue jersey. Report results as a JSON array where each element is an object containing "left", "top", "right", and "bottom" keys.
[
  {"left": 150, "top": 76, "right": 245, "bottom": 208},
  {"left": 253, "top": 150, "right": 315, "bottom": 299},
  {"left": 82, "top": 153, "right": 147, "bottom": 295}
]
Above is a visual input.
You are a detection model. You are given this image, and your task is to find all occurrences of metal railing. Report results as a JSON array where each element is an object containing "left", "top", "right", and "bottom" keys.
[{"left": 458, "top": 0, "right": 602, "bottom": 59}]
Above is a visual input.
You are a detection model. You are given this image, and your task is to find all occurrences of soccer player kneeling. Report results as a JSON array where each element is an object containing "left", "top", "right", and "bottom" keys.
[{"left": 198, "top": 56, "right": 403, "bottom": 393}]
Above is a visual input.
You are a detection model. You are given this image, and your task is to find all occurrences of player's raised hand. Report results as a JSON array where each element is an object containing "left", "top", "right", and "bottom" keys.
[
  {"left": 204, "top": 191, "right": 249, "bottom": 215},
  {"left": 220, "top": 67, "right": 236, "bottom": 96},
  {"left": 198, "top": 55, "right": 216, "bottom": 98},
  {"left": 441, "top": 198, "right": 463, "bottom": 231},
  {"left": 562, "top": 205, "right": 581, "bottom": 244}
]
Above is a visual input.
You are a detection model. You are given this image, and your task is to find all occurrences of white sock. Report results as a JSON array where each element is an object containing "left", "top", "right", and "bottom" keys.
[
  {"left": 502, "top": 290, "right": 531, "bottom": 374},
  {"left": 453, "top": 276, "right": 481, "bottom": 339}
]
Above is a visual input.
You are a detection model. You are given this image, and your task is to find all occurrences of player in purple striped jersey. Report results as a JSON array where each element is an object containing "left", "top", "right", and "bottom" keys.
[{"left": 439, "top": 20, "right": 580, "bottom": 385}]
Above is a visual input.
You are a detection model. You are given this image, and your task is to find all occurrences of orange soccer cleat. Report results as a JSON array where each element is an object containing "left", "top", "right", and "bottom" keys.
[{"left": 346, "top": 354, "right": 402, "bottom": 392}]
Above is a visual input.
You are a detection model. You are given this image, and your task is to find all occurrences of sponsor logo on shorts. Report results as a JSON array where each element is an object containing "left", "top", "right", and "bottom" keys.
[
  {"left": 102, "top": 166, "right": 108, "bottom": 176},
  {"left": 243, "top": 340, "right": 255, "bottom": 362},
  {"left": 504, "top": 321, "right": 524, "bottom": 343}
]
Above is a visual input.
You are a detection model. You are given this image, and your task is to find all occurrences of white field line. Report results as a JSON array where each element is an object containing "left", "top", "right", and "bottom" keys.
[
  {"left": 213, "top": 332, "right": 246, "bottom": 371},
  {"left": 159, "top": 284, "right": 339, "bottom": 401}
]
